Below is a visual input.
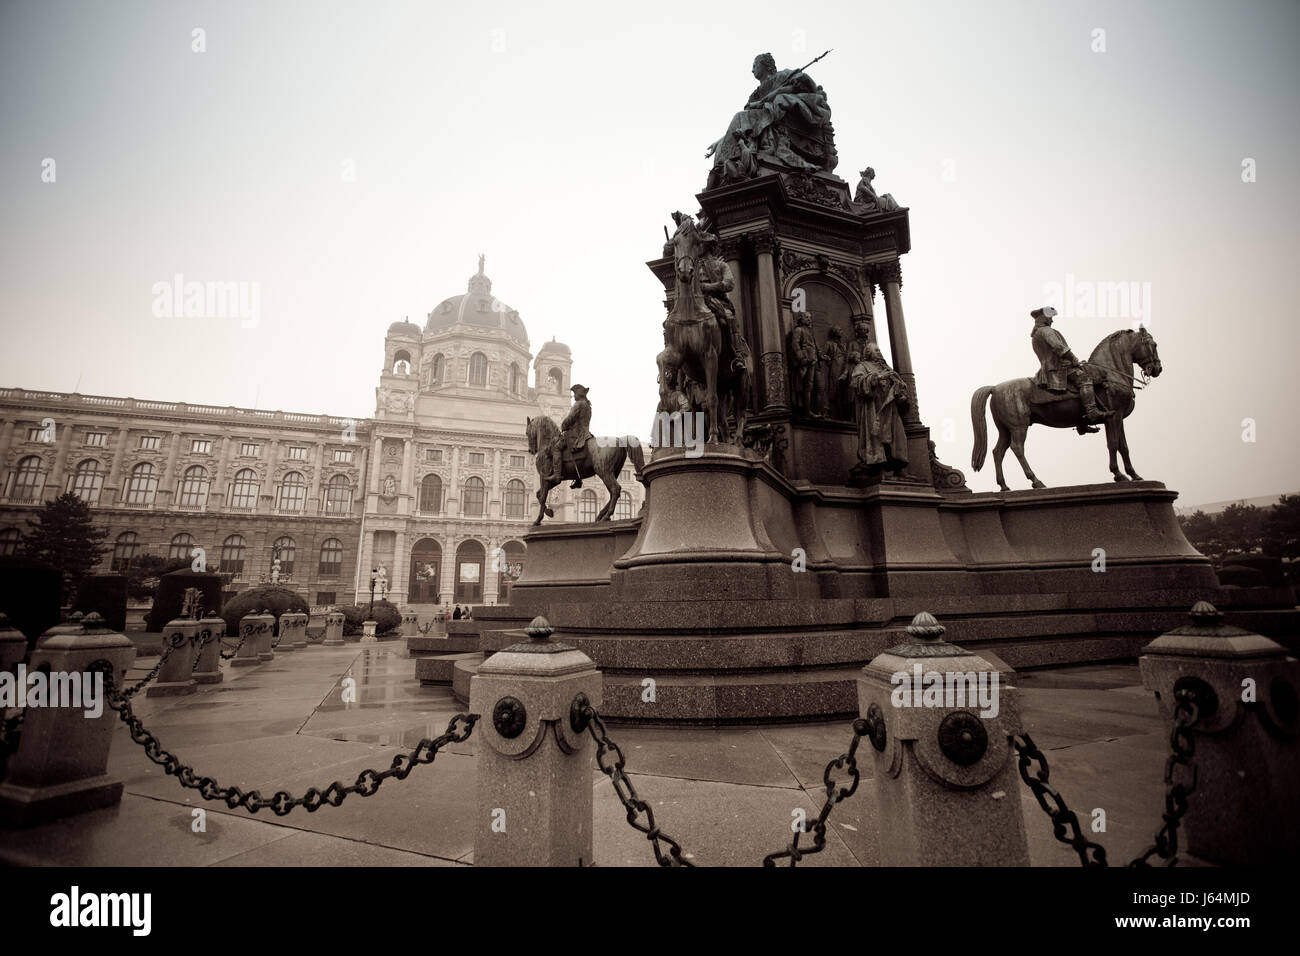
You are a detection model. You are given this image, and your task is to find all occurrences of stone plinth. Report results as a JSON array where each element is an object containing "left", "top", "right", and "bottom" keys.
[
  {"left": 1140, "top": 602, "right": 1299, "bottom": 865},
  {"left": 0, "top": 614, "right": 137, "bottom": 826},
  {"left": 322, "top": 611, "right": 345, "bottom": 646},
  {"left": 279, "top": 612, "right": 308, "bottom": 650},
  {"left": 191, "top": 615, "right": 225, "bottom": 684},
  {"left": 232, "top": 614, "right": 264, "bottom": 667},
  {"left": 145, "top": 619, "right": 200, "bottom": 697},
  {"left": 360, "top": 621, "right": 377, "bottom": 644},
  {"left": 254, "top": 612, "right": 275, "bottom": 660},
  {"left": 401, "top": 609, "right": 420, "bottom": 637}
]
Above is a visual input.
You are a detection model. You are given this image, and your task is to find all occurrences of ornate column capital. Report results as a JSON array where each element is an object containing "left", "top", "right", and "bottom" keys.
[
  {"left": 873, "top": 259, "right": 903, "bottom": 287},
  {"left": 717, "top": 236, "right": 743, "bottom": 260},
  {"left": 749, "top": 231, "right": 778, "bottom": 255}
]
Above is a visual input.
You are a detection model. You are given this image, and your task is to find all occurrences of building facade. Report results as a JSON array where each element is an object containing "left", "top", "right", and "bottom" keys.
[{"left": 0, "top": 259, "right": 644, "bottom": 608}]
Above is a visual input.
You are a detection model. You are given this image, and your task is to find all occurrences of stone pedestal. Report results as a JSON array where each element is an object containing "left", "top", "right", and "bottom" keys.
[
  {"left": 322, "top": 611, "right": 345, "bottom": 646},
  {"left": 145, "top": 619, "right": 200, "bottom": 697},
  {"left": 279, "top": 612, "right": 308, "bottom": 651},
  {"left": 401, "top": 609, "right": 420, "bottom": 637},
  {"left": 858, "top": 612, "right": 1029, "bottom": 866},
  {"left": 0, "top": 612, "right": 25, "bottom": 676},
  {"left": 360, "top": 621, "right": 377, "bottom": 644},
  {"left": 0, "top": 613, "right": 137, "bottom": 826},
  {"left": 232, "top": 613, "right": 265, "bottom": 668},
  {"left": 191, "top": 614, "right": 225, "bottom": 684},
  {"left": 469, "top": 617, "right": 602, "bottom": 867},
  {"left": 254, "top": 612, "right": 275, "bottom": 661},
  {"left": 1140, "top": 602, "right": 1299, "bottom": 865}
]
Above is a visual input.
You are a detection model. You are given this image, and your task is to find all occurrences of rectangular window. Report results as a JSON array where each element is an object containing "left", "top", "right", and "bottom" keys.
[
  {"left": 240, "top": 442, "right": 260, "bottom": 457},
  {"left": 26, "top": 428, "right": 43, "bottom": 441},
  {"left": 139, "top": 435, "right": 160, "bottom": 450},
  {"left": 426, "top": 449, "right": 442, "bottom": 462},
  {"left": 510, "top": 455, "right": 525, "bottom": 468},
  {"left": 316, "top": 591, "right": 336, "bottom": 605},
  {"left": 332, "top": 449, "right": 353, "bottom": 463},
  {"left": 468, "top": 452, "right": 484, "bottom": 465},
  {"left": 85, "top": 432, "right": 106, "bottom": 447},
  {"left": 191, "top": 439, "right": 212, "bottom": 454},
  {"left": 287, "top": 446, "right": 308, "bottom": 460}
]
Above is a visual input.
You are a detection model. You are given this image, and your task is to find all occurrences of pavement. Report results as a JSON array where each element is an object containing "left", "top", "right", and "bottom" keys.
[{"left": 0, "top": 640, "right": 1176, "bottom": 867}]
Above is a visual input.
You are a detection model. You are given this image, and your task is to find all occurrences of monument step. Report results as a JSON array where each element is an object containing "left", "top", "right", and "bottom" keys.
[
  {"left": 408, "top": 634, "right": 479, "bottom": 655},
  {"left": 416, "top": 652, "right": 481, "bottom": 686}
]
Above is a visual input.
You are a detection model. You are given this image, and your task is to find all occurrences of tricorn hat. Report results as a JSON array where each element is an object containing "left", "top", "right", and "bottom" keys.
[
  {"left": 1030, "top": 306, "right": 1059, "bottom": 320},
  {"left": 570, "top": 383, "right": 589, "bottom": 397}
]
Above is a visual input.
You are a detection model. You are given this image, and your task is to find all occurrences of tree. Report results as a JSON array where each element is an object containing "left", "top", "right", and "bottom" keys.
[
  {"left": 1216, "top": 502, "right": 1266, "bottom": 556},
  {"left": 124, "top": 553, "right": 190, "bottom": 601},
  {"left": 19, "top": 492, "right": 108, "bottom": 601},
  {"left": 1265, "top": 494, "right": 1300, "bottom": 564}
]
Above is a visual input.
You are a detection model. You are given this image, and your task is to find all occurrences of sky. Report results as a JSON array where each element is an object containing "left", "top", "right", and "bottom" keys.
[{"left": 1, "top": 0, "right": 1297, "bottom": 506}]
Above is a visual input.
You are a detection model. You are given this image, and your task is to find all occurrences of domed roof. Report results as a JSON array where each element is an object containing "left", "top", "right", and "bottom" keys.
[
  {"left": 538, "top": 337, "right": 570, "bottom": 356},
  {"left": 387, "top": 318, "right": 422, "bottom": 337},
  {"left": 424, "top": 256, "right": 529, "bottom": 346}
]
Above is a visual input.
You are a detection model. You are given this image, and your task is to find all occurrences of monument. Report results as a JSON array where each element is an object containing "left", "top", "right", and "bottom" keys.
[{"left": 439, "top": 52, "right": 1299, "bottom": 722}]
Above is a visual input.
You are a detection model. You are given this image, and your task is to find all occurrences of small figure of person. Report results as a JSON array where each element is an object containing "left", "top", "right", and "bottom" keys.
[{"left": 452, "top": 605, "right": 462, "bottom": 620}]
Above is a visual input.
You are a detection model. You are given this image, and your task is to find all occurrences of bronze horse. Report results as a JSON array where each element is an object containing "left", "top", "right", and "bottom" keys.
[
  {"left": 664, "top": 216, "right": 751, "bottom": 443},
  {"left": 525, "top": 415, "right": 645, "bottom": 525},
  {"left": 971, "top": 327, "right": 1162, "bottom": 490}
]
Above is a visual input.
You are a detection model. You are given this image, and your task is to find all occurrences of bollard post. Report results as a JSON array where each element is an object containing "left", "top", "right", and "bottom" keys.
[
  {"left": 1140, "top": 601, "right": 1299, "bottom": 864},
  {"left": 469, "top": 616, "right": 602, "bottom": 867},
  {"left": 322, "top": 611, "right": 345, "bottom": 646},
  {"left": 0, "top": 613, "right": 137, "bottom": 826},
  {"left": 145, "top": 618, "right": 201, "bottom": 697},
  {"left": 858, "top": 611, "right": 1029, "bottom": 866},
  {"left": 232, "top": 613, "right": 264, "bottom": 667},
  {"left": 279, "top": 611, "right": 308, "bottom": 651},
  {"left": 0, "top": 612, "right": 25, "bottom": 677},
  {"left": 401, "top": 608, "right": 420, "bottom": 637},
  {"left": 255, "top": 610, "right": 276, "bottom": 661},
  {"left": 360, "top": 620, "right": 377, "bottom": 644},
  {"left": 192, "top": 614, "right": 226, "bottom": 684}
]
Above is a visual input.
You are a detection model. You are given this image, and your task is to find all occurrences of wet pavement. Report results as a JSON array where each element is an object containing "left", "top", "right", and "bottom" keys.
[{"left": 0, "top": 640, "right": 1174, "bottom": 867}]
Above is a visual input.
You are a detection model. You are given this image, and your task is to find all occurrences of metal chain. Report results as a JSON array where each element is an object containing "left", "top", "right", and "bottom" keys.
[
  {"left": 580, "top": 703, "right": 695, "bottom": 867},
  {"left": 92, "top": 660, "right": 476, "bottom": 815},
  {"left": 219, "top": 630, "right": 249, "bottom": 661},
  {"left": 1129, "top": 688, "right": 1200, "bottom": 867},
  {"left": 764, "top": 718, "right": 868, "bottom": 867},
  {"left": 118, "top": 631, "right": 188, "bottom": 699},
  {"left": 191, "top": 629, "right": 212, "bottom": 672},
  {"left": 1013, "top": 733, "right": 1110, "bottom": 866}
]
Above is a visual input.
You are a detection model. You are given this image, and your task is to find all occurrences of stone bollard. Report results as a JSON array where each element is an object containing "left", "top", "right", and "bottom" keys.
[
  {"left": 232, "top": 613, "right": 265, "bottom": 668},
  {"left": 401, "top": 609, "right": 420, "bottom": 637},
  {"left": 858, "top": 611, "right": 1029, "bottom": 866},
  {"left": 0, "top": 612, "right": 25, "bottom": 677},
  {"left": 360, "top": 620, "right": 377, "bottom": 644},
  {"left": 322, "top": 611, "right": 345, "bottom": 646},
  {"left": 255, "top": 611, "right": 276, "bottom": 661},
  {"left": 1140, "top": 601, "right": 1299, "bottom": 864},
  {"left": 0, "top": 613, "right": 137, "bottom": 826},
  {"left": 469, "top": 616, "right": 603, "bottom": 867},
  {"left": 279, "top": 611, "right": 309, "bottom": 651},
  {"left": 191, "top": 614, "right": 226, "bottom": 684},
  {"left": 145, "top": 618, "right": 201, "bottom": 697}
]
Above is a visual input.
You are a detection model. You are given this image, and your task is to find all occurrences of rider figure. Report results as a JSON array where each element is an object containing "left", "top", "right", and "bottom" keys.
[
  {"left": 548, "top": 383, "right": 597, "bottom": 490},
  {"left": 1031, "top": 306, "right": 1107, "bottom": 428},
  {"left": 698, "top": 235, "right": 751, "bottom": 373}
]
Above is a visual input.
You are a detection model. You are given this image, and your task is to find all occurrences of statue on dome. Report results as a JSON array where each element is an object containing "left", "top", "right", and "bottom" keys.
[{"left": 705, "top": 50, "right": 838, "bottom": 189}]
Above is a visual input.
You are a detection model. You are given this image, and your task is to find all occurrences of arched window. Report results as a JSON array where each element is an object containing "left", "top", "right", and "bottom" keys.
[
  {"left": 548, "top": 367, "right": 564, "bottom": 394},
  {"left": 468, "top": 352, "right": 488, "bottom": 386},
  {"left": 615, "top": 493, "right": 634, "bottom": 519},
  {"left": 229, "top": 468, "right": 259, "bottom": 509},
  {"left": 419, "top": 474, "right": 443, "bottom": 514},
  {"left": 430, "top": 354, "right": 444, "bottom": 384},
  {"left": 168, "top": 533, "right": 195, "bottom": 561},
  {"left": 461, "top": 476, "right": 485, "bottom": 516},
  {"left": 221, "top": 534, "right": 246, "bottom": 574},
  {"left": 325, "top": 474, "right": 351, "bottom": 514},
  {"left": 454, "top": 539, "right": 485, "bottom": 603},
  {"left": 578, "top": 490, "right": 598, "bottom": 522},
  {"left": 69, "top": 459, "right": 104, "bottom": 505},
  {"left": 178, "top": 464, "right": 210, "bottom": 508},
  {"left": 11, "top": 455, "right": 45, "bottom": 502},
  {"left": 496, "top": 540, "right": 527, "bottom": 601},
  {"left": 509, "top": 362, "right": 521, "bottom": 394},
  {"left": 111, "top": 531, "right": 140, "bottom": 571},
  {"left": 272, "top": 535, "right": 296, "bottom": 575},
  {"left": 0, "top": 527, "right": 21, "bottom": 557},
  {"left": 319, "top": 538, "right": 343, "bottom": 576},
  {"left": 393, "top": 350, "right": 412, "bottom": 375},
  {"left": 504, "top": 479, "right": 526, "bottom": 518},
  {"left": 123, "top": 462, "right": 157, "bottom": 506},
  {"left": 276, "top": 471, "right": 307, "bottom": 512}
]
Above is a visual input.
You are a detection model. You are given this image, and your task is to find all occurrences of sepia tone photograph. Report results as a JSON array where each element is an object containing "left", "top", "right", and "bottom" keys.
[{"left": 0, "top": 0, "right": 1294, "bottom": 934}]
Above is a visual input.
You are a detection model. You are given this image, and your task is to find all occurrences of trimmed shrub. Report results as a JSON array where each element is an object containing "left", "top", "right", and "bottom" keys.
[
  {"left": 221, "top": 587, "right": 309, "bottom": 637},
  {"left": 146, "top": 570, "right": 225, "bottom": 633},
  {"left": 74, "top": 574, "right": 128, "bottom": 633},
  {"left": 0, "top": 557, "right": 63, "bottom": 646},
  {"left": 339, "top": 599, "right": 401, "bottom": 636}
]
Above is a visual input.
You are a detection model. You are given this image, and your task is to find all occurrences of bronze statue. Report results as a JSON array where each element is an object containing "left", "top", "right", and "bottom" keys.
[
  {"left": 820, "top": 326, "right": 847, "bottom": 418},
  {"left": 850, "top": 342, "right": 910, "bottom": 476},
  {"left": 705, "top": 51, "right": 837, "bottom": 186},
  {"left": 1030, "top": 307, "right": 1106, "bottom": 426},
  {"left": 542, "top": 384, "right": 598, "bottom": 490},
  {"left": 698, "top": 235, "right": 750, "bottom": 373},
  {"left": 790, "top": 312, "right": 819, "bottom": 416},
  {"left": 852, "top": 167, "right": 899, "bottom": 212},
  {"left": 842, "top": 320, "right": 871, "bottom": 414},
  {"left": 526, "top": 414, "right": 645, "bottom": 524},
  {"left": 971, "top": 324, "right": 1163, "bottom": 489}
]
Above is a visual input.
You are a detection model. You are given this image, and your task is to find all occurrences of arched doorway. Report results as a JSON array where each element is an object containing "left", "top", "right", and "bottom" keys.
[
  {"left": 408, "top": 537, "right": 442, "bottom": 604},
  {"left": 496, "top": 540, "right": 526, "bottom": 603},
  {"left": 454, "top": 539, "right": 485, "bottom": 604}
]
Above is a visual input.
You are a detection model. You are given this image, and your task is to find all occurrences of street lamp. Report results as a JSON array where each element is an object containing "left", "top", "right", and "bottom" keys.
[{"left": 367, "top": 567, "right": 377, "bottom": 619}]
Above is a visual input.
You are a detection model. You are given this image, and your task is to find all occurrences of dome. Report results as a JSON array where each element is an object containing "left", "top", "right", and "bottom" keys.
[
  {"left": 387, "top": 319, "right": 422, "bottom": 337},
  {"left": 424, "top": 256, "right": 529, "bottom": 346},
  {"left": 538, "top": 338, "right": 570, "bottom": 356}
]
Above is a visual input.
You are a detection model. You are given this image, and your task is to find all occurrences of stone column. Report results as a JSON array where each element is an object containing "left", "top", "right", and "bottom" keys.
[
  {"left": 447, "top": 448, "right": 460, "bottom": 517},
  {"left": 0, "top": 420, "right": 15, "bottom": 480},
  {"left": 0, "top": 613, "right": 137, "bottom": 826},
  {"left": 858, "top": 612, "right": 1029, "bottom": 866},
  {"left": 105, "top": 426, "right": 130, "bottom": 505},
  {"left": 875, "top": 260, "right": 918, "bottom": 423},
  {"left": 48, "top": 419, "right": 75, "bottom": 500},
  {"left": 369, "top": 437, "right": 384, "bottom": 495},
  {"left": 308, "top": 440, "right": 325, "bottom": 513},
  {"left": 212, "top": 435, "right": 234, "bottom": 506},
  {"left": 392, "top": 527, "right": 408, "bottom": 606},
  {"left": 752, "top": 232, "right": 789, "bottom": 412},
  {"left": 1140, "top": 602, "right": 1299, "bottom": 865},
  {"left": 470, "top": 617, "right": 602, "bottom": 866},
  {"left": 160, "top": 431, "right": 182, "bottom": 506}
]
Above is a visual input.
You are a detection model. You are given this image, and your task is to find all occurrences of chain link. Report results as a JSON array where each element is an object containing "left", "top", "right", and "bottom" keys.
[
  {"left": 764, "top": 718, "right": 868, "bottom": 867},
  {"left": 581, "top": 704, "right": 695, "bottom": 867},
  {"left": 117, "top": 631, "right": 188, "bottom": 699},
  {"left": 191, "top": 628, "right": 213, "bottom": 672},
  {"left": 219, "top": 629, "right": 249, "bottom": 661},
  {"left": 1129, "top": 689, "right": 1200, "bottom": 867},
  {"left": 91, "top": 659, "right": 476, "bottom": 815},
  {"left": 1013, "top": 733, "right": 1110, "bottom": 866}
]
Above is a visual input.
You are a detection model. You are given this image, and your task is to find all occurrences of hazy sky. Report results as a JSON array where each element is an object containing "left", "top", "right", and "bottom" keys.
[{"left": 1, "top": 0, "right": 1296, "bottom": 506}]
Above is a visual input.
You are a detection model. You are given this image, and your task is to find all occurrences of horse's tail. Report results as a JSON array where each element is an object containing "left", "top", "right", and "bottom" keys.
[
  {"left": 625, "top": 437, "right": 646, "bottom": 484},
  {"left": 970, "top": 385, "right": 995, "bottom": 472}
]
